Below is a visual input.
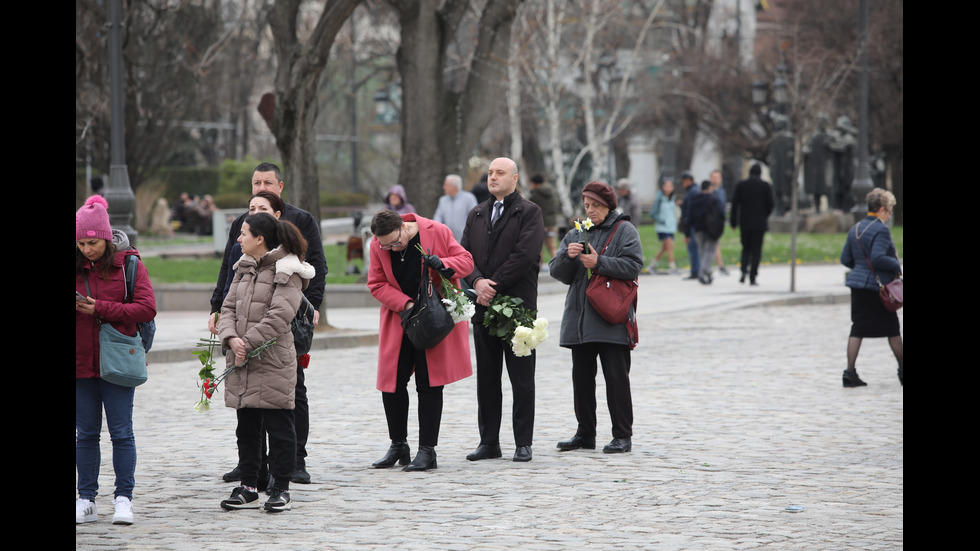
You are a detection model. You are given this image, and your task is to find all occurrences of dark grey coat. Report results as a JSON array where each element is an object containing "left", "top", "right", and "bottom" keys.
[{"left": 549, "top": 212, "right": 643, "bottom": 348}]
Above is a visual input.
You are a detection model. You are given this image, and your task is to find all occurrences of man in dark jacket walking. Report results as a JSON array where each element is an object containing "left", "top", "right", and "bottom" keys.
[
  {"left": 461, "top": 157, "right": 545, "bottom": 463},
  {"left": 678, "top": 171, "right": 701, "bottom": 280},
  {"left": 730, "top": 163, "right": 775, "bottom": 285}
]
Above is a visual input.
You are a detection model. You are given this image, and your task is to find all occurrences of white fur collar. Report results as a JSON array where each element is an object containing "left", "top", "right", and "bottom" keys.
[{"left": 275, "top": 252, "right": 316, "bottom": 280}]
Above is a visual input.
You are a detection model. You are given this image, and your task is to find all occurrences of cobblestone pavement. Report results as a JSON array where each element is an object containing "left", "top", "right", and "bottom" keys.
[{"left": 77, "top": 266, "right": 903, "bottom": 550}]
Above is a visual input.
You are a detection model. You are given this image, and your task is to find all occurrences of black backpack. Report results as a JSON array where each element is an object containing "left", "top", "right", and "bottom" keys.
[
  {"left": 701, "top": 201, "right": 724, "bottom": 240},
  {"left": 124, "top": 255, "right": 156, "bottom": 353}
]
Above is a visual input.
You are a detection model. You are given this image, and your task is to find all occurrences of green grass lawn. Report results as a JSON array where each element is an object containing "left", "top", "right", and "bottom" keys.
[{"left": 140, "top": 225, "right": 902, "bottom": 284}]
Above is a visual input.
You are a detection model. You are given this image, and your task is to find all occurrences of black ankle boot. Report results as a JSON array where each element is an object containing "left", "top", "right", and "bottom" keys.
[
  {"left": 402, "top": 446, "right": 437, "bottom": 472},
  {"left": 842, "top": 369, "right": 867, "bottom": 388},
  {"left": 372, "top": 441, "right": 411, "bottom": 468}
]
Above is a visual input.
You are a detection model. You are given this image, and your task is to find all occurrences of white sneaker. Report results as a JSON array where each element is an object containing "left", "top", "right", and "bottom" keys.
[
  {"left": 76, "top": 498, "right": 98, "bottom": 524},
  {"left": 112, "top": 496, "right": 134, "bottom": 525}
]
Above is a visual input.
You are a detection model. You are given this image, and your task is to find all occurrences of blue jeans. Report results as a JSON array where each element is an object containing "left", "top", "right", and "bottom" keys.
[
  {"left": 687, "top": 234, "right": 700, "bottom": 276},
  {"left": 76, "top": 377, "right": 136, "bottom": 500}
]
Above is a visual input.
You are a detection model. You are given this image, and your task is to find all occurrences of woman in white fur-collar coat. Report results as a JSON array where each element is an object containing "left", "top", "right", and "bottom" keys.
[{"left": 217, "top": 212, "right": 315, "bottom": 512}]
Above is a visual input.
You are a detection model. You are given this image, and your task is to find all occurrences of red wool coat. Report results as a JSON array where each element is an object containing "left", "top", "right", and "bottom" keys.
[
  {"left": 367, "top": 214, "right": 474, "bottom": 393},
  {"left": 75, "top": 250, "right": 157, "bottom": 379}
]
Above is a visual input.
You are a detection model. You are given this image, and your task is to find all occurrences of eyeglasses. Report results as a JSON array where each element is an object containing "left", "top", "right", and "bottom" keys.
[{"left": 379, "top": 227, "right": 403, "bottom": 250}]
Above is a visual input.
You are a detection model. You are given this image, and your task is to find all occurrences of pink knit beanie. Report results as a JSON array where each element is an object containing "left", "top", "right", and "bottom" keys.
[{"left": 76, "top": 195, "right": 113, "bottom": 241}]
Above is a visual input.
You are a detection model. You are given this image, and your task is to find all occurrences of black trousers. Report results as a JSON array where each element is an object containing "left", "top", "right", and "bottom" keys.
[
  {"left": 570, "top": 343, "right": 633, "bottom": 439},
  {"left": 237, "top": 407, "right": 295, "bottom": 491},
  {"left": 472, "top": 321, "right": 536, "bottom": 447},
  {"left": 242, "top": 361, "right": 309, "bottom": 473},
  {"left": 739, "top": 229, "right": 765, "bottom": 279},
  {"left": 381, "top": 333, "right": 444, "bottom": 447}
]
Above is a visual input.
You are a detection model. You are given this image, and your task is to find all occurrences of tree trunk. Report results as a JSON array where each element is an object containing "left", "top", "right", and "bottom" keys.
[
  {"left": 392, "top": 0, "right": 523, "bottom": 216},
  {"left": 262, "top": 0, "right": 362, "bottom": 223}
]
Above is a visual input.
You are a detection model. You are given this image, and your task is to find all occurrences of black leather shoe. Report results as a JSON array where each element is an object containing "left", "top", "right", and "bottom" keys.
[
  {"left": 402, "top": 446, "right": 437, "bottom": 472},
  {"left": 222, "top": 466, "right": 243, "bottom": 482},
  {"left": 291, "top": 466, "right": 311, "bottom": 484},
  {"left": 602, "top": 438, "right": 632, "bottom": 453},
  {"left": 556, "top": 434, "right": 596, "bottom": 451},
  {"left": 842, "top": 369, "right": 867, "bottom": 388},
  {"left": 372, "top": 441, "right": 411, "bottom": 468},
  {"left": 513, "top": 446, "right": 532, "bottom": 462},
  {"left": 897, "top": 367, "right": 903, "bottom": 386},
  {"left": 466, "top": 443, "right": 502, "bottom": 461}
]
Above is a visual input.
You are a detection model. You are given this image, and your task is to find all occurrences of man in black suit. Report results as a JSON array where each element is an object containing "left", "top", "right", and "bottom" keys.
[
  {"left": 730, "top": 163, "right": 775, "bottom": 285},
  {"left": 461, "top": 157, "right": 545, "bottom": 463}
]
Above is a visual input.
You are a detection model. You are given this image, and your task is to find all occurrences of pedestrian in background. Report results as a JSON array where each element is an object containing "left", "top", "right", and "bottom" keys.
[
  {"left": 385, "top": 184, "right": 417, "bottom": 215},
  {"left": 648, "top": 179, "right": 678, "bottom": 274},
  {"left": 689, "top": 180, "right": 726, "bottom": 285},
  {"left": 615, "top": 179, "right": 642, "bottom": 227},
  {"left": 433, "top": 174, "right": 478, "bottom": 242},
  {"left": 708, "top": 170, "right": 729, "bottom": 275},
  {"left": 839, "top": 188, "right": 903, "bottom": 387},
  {"left": 730, "top": 164, "right": 775, "bottom": 286},
  {"left": 678, "top": 171, "right": 701, "bottom": 280}
]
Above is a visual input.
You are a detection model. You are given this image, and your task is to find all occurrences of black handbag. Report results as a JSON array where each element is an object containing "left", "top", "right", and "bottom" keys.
[
  {"left": 400, "top": 260, "right": 455, "bottom": 349},
  {"left": 292, "top": 295, "right": 316, "bottom": 356}
]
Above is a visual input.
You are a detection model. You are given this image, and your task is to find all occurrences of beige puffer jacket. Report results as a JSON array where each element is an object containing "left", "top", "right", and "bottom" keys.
[{"left": 218, "top": 246, "right": 315, "bottom": 409}]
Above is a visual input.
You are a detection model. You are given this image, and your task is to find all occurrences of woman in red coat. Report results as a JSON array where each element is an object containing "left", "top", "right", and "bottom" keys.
[
  {"left": 367, "top": 210, "right": 474, "bottom": 471},
  {"left": 75, "top": 195, "right": 156, "bottom": 525}
]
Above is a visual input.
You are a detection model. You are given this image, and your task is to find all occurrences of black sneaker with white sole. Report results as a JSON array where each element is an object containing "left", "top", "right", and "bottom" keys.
[
  {"left": 264, "top": 488, "right": 291, "bottom": 512},
  {"left": 220, "top": 486, "right": 260, "bottom": 510}
]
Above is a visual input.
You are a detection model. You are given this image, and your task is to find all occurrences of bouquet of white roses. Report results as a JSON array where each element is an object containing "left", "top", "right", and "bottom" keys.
[
  {"left": 483, "top": 295, "right": 548, "bottom": 357},
  {"left": 511, "top": 318, "right": 549, "bottom": 357}
]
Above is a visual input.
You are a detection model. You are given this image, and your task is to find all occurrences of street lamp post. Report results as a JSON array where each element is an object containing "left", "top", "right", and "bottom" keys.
[
  {"left": 105, "top": 0, "right": 138, "bottom": 244},
  {"left": 850, "top": 0, "right": 874, "bottom": 220}
]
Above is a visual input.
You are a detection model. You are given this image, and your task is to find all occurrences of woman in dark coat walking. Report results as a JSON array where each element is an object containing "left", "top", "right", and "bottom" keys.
[{"left": 839, "top": 188, "right": 903, "bottom": 387}]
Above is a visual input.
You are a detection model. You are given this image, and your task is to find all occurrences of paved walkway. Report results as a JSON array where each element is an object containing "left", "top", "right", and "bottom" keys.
[{"left": 76, "top": 264, "right": 903, "bottom": 550}]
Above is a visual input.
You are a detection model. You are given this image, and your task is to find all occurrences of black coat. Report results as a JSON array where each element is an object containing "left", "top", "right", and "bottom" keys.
[
  {"left": 210, "top": 203, "right": 328, "bottom": 313},
  {"left": 730, "top": 176, "right": 775, "bottom": 232},
  {"left": 461, "top": 191, "right": 545, "bottom": 312}
]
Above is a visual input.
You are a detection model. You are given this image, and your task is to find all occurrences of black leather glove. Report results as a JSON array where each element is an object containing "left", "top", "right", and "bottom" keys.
[{"left": 425, "top": 255, "right": 456, "bottom": 279}]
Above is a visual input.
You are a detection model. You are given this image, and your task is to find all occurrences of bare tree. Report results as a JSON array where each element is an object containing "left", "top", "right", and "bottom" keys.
[
  {"left": 513, "top": 0, "right": 664, "bottom": 218},
  {"left": 76, "top": 0, "right": 233, "bottom": 190},
  {"left": 260, "top": 0, "right": 364, "bottom": 222},
  {"left": 387, "top": 0, "right": 523, "bottom": 216}
]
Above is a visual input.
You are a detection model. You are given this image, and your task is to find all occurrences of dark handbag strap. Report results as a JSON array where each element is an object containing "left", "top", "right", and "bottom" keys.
[{"left": 597, "top": 220, "right": 627, "bottom": 256}]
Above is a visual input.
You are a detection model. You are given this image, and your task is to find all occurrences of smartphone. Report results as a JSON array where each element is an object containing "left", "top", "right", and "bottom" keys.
[{"left": 76, "top": 291, "right": 88, "bottom": 302}]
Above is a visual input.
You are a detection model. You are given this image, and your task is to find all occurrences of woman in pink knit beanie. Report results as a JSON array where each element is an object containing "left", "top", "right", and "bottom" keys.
[{"left": 75, "top": 195, "right": 156, "bottom": 526}]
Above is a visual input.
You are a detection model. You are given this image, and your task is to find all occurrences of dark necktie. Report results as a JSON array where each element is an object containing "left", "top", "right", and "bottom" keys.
[{"left": 491, "top": 202, "right": 503, "bottom": 226}]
